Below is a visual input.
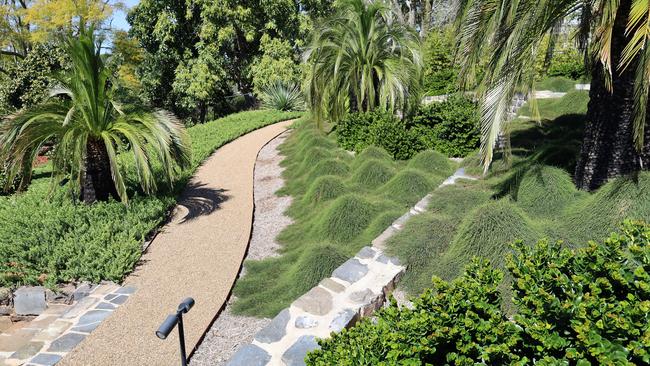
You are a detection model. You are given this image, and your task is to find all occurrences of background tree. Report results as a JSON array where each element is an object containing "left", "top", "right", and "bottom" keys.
[
  {"left": 456, "top": 0, "right": 650, "bottom": 190},
  {"left": 0, "top": 29, "right": 191, "bottom": 203},
  {"left": 306, "top": 0, "right": 423, "bottom": 125}
]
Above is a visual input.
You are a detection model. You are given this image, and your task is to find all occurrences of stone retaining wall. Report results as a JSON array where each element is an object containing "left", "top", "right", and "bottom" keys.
[{"left": 226, "top": 247, "right": 404, "bottom": 366}]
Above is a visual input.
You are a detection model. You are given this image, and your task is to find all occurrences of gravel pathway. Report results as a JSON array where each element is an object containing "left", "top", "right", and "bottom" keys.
[
  {"left": 189, "top": 130, "right": 293, "bottom": 366},
  {"left": 58, "top": 121, "right": 295, "bottom": 366}
]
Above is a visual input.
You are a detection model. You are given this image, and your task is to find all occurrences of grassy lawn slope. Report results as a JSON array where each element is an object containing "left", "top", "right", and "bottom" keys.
[
  {"left": 232, "top": 117, "right": 456, "bottom": 317},
  {"left": 386, "top": 91, "right": 650, "bottom": 298}
]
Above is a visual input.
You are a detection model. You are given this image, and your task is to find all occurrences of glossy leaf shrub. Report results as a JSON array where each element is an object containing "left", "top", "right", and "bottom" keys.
[{"left": 307, "top": 220, "right": 650, "bottom": 365}]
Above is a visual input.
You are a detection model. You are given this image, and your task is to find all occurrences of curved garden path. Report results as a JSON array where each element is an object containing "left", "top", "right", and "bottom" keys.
[{"left": 58, "top": 120, "right": 295, "bottom": 366}]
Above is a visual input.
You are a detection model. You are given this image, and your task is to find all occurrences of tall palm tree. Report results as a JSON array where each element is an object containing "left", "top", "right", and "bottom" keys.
[
  {"left": 306, "top": 0, "right": 423, "bottom": 125},
  {"left": 457, "top": 0, "right": 650, "bottom": 190},
  {"left": 0, "top": 28, "right": 191, "bottom": 203}
]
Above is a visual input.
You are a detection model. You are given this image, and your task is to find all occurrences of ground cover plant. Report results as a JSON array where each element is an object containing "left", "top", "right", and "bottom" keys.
[
  {"left": 386, "top": 91, "right": 650, "bottom": 298},
  {"left": 307, "top": 220, "right": 650, "bottom": 365},
  {"left": 231, "top": 117, "right": 456, "bottom": 317},
  {"left": 0, "top": 109, "right": 302, "bottom": 287}
]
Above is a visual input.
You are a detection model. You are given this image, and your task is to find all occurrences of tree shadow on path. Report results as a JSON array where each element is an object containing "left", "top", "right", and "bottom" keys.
[{"left": 175, "top": 182, "right": 230, "bottom": 224}]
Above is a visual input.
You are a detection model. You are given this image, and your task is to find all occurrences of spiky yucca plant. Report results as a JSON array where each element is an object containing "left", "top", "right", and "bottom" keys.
[
  {"left": 0, "top": 28, "right": 191, "bottom": 203},
  {"left": 260, "top": 82, "right": 305, "bottom": 111},
  {"left": 306, "top": 0, "right": 423, "bottom": 126},
  {"left": 457, "top": 0, "right": 650, "bottom": 190}
]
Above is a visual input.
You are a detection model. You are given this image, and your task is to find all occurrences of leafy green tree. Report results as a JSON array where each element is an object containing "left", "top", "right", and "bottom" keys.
[
  {"left": 0, "top": 29, "right": 191, "bottom": 203},
  {"left": 456, "top": 0, "right": 650, "bottom": 190},
  {"left": 422, "top": 28, "right": 458, "bottom": 96},
  {"left": 250, "top": 35, "right": 301, "bottom": 96},
  {"left": 306, "top": 0, "right": 423, "bottom": 125}
]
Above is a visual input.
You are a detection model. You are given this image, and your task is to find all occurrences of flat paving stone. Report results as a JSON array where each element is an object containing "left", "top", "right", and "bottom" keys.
[
  {"left": 114, "top": 286, "right": 136, "bottom": 295},
  {"left": 356, "top": 246, "right": 377, "bottom": 259},
  {"left": 294, "top": 316, "right": 318, "bottom": 329},
  {"left": 329, "top": 309, "right": 357, "bottom": 332},
  {"left": 254, "top": 309, "right": 290, "bottom": 344},
  {"left": 77, "top": 310, "right": 111, "bottom": 326},
  {"left": 103, "top": 294, "right": 117, "bottom": 301},
  {"left": 95, "top": 302, "right": 116, "bottom": 310},
  {"left": 33, "top": 320, "right": 73, "bottom": 342},
  {"left": 30, "top": 353, "right": 62, "bottom": 366},
  {"left": 9, "top": 341, "right": 44, "bottom": 360},
  {"left": 318, "top": 278, "right": 345, "bottom": 293},
  {"left": 377, "top": 254, "right": 401, "bottom": 265},
  {"left": 14, "top": 287, "right": 47, "bottom": 316},
  {"left": 349, "top": 289, "right": 377, "bottom": 304},
  {"left": 71, "top": 322, "right": 101, "bottom": 334},
  {"left": 109, "top": 295, "right": 128, "bottom": 305},
  {"left": 332, "top": 259, "right": 368, "bottom": 284},
  {"left": 47, "top": 332, "right": 86, "bottom": 352},
  {"left": 281, "top": 335, "right": 319, "bottom": 366},
  {"left": 293, "top": 287, "right": 332, "bottom": 316},
  {"left": 226, "top": 344, "right": 270, "bottom": 366},
  {"left": 0, "top": 329, "right": 38, "bottom": 352},
  {"left": 61, "top": 297, "right": 98, "bottom": 319}
]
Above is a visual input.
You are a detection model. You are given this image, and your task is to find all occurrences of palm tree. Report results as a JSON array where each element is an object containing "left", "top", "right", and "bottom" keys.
[
  {"left": 306, "top": 0, "right": 423, "bottom": 126},
  {"left": 0, "top": 28, "right": 191, "bottom": 203},
  {"left": 456, "top": 0, "right": 650, "bottom": 190}
]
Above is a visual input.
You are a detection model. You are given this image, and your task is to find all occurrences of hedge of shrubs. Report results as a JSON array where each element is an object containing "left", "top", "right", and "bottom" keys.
[
  {"left": 307, "top": 220, "right": 650, "bottom": 365},
  {"left": 336, "top": 96, "right": 480, "bottom": 159}
]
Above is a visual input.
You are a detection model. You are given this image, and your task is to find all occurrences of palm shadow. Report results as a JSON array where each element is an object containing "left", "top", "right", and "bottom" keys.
[{"left": 175, "top": 182, "right": 230, "bottom": 223}]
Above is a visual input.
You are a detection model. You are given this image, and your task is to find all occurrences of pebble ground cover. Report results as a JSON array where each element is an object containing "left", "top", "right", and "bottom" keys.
[
  {"left": 0, "top": 110, "right": 302, "bottom": 287},
  {"left": 232, "top": 117, "right": 456, "bottom": 317},
  {"left": 385, "top": 91, "right": 650, "bottom": 300}
]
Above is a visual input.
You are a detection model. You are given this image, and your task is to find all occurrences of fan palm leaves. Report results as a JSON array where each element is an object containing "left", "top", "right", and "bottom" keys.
[
  {"left": 306, "top": 0, "right": 423, "bottom": 126},
  {"left": 0, "top": 28, "right": 190, "bottom": 203},
  {"left": 456, "top": 0, "right": 650, "bottom": 177}
]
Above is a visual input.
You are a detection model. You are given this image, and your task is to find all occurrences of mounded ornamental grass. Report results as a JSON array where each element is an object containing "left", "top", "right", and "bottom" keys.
[
  {"left": 0, "top": 109, "right": 302, "bottom": 287},
  {"left": 386, "top": 91, "right": 650, "bottom": 299},
  {"left": 535, "top": 76, "right": 577, "bottom": 92},
  {"left": 232, "top": 118, "right": 456, "bottom": 317}
]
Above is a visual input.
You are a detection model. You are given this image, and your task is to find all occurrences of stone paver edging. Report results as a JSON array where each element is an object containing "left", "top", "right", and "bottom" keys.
[{"left": 0, "top": 283, "right": 134, "bottom": 366}]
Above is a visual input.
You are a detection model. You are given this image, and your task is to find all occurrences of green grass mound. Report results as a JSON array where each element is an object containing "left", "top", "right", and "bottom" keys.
[
  {"left": 306, "top": 159, "right": 350, "bottom": 182},
  {"left": 438, "top": 199, "right": 541, "bottom": 279},
  {"left": 351, "top": 159, "right": 395, "bottom": 187},
  {"left": 426, "top": 183, "right": 493, "bottom": 217},
  {"left": 381, "top": 169, "right": 434, "bottom": 206},
  {"left": 353, "top": 146, "right": 393, "bottom": 166},
  {"left": 302, "top": 176, "right": 347, "bottom": 206},
  {"left": 535, "top": 76, "right": 577, "bottom": 92},
  {"left": 232, "top": 245, "right": 349, "bottom": 317},
  {"left": 286, "top": 147, "right": 334, "bottom": 178},
  {"left": 386, "top": 213, "right": 458, "bottom": 293},
  {"left": 515, "top": 165, "right": 581, "bottom": 217},
  {"left": 407, "top": 150, "right": 454, "bottom": 177},
  {"left": 562, "top": 171, "right": 650, "bottom": 245},
  {"left": 518, "top": 90, "right": 589, "bottom": 121},
  {"left": 318, "top": 194, "right": 377, "bottom": 243}
]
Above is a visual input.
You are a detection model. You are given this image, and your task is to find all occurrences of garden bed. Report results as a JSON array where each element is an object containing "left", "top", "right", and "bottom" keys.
[{"left": 0, "top": 110, "right": 302, "bottom": 289}]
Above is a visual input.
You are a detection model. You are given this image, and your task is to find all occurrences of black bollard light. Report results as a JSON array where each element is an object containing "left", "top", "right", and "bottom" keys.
[{"left": 156, "top": 297, "right": 195, "bottom": 366}]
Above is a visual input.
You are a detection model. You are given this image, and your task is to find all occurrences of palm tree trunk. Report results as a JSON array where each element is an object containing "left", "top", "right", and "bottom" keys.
[
  {"left": 574, "top": 0, "right": 650, "bottom": 190},
  {"left": 81, "top": 138, "right": 119, "bottom": 203}
]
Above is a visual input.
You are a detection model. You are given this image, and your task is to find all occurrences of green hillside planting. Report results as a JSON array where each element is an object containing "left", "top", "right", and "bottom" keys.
[{"left": 232, "top": 118, "right": 456, "bottom": 317}]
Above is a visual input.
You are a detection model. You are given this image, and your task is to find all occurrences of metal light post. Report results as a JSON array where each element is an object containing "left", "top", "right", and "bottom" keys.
[{"left": 156, "top": 298, "right": 195, "bottom": 366}]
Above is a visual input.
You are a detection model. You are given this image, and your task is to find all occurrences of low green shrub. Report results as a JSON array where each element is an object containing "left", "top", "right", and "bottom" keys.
[
  {"left": 336, "top": 111, "right": 422, "bottom": 160},
  {"left": 308, "top": 221, "right": 650, "bottom": 365},
  {"left": 409, "top": 96, "right": 480, "bottom": 157}
]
